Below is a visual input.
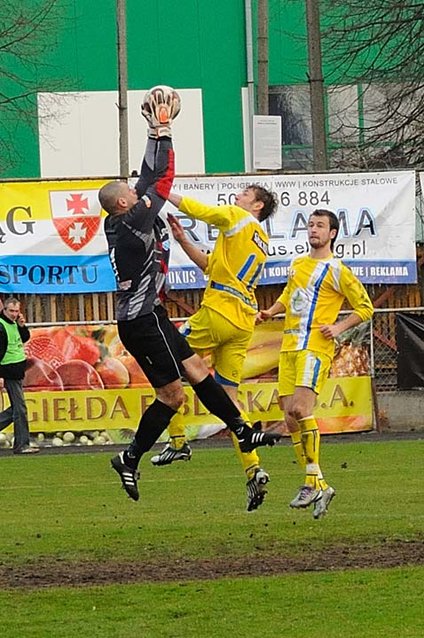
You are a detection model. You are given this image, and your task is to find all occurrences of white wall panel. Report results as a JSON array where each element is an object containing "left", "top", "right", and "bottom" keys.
[{"left": 38, "top": 89, "right": 205, "bottom": 178}]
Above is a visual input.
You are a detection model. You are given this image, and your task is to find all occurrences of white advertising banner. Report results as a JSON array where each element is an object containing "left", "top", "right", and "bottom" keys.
[
  {"left": 0, "top": 170, "right": 416, "bottom": 293},
  {"left": 162, "top": 170, "right": 417, "bottom": 287}
]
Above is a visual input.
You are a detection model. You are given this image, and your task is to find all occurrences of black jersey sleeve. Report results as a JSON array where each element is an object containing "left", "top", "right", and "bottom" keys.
[{"left": 130, "top": 137, "right": 174, "bottom": 232}]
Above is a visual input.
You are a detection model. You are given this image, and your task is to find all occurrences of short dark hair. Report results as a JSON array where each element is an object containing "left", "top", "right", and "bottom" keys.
[
  {"left": 248, "top": 184, "right": 278, "bottom": 222},
  {"left": 98, "top": 181, "right": 126, "bottom": 214},
  {"left": 310, "top": 209, "right": 339, "bottom": 250}
]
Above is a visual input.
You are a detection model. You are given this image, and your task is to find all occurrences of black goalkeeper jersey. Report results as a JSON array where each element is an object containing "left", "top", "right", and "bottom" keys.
[{"left": 104, "top": 137, "right": 174, "bottom": 321}]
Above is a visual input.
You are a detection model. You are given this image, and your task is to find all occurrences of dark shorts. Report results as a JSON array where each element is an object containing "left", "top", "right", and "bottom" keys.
[{"left": 117, "top": 306, "right": 194, "bottom": 388}]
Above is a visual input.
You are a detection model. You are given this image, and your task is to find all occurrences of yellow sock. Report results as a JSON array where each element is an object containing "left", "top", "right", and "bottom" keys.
[
  {"left": 169, "top": 435, "right": 186, "bottom": 450},
  {"left": 231, "top": 432, "right": 260, "bottom": 479},
  {"left": 299, "top": 415, "right": 322, "bottom": 490},
  {"left": 168, "top": 411, "right": 186, "bottom": 450},
  {"left": 318, "top": 472, "right": 329, "bottom": 491},
  {"left": 231, "top": 409, "right": 260, "bottom": 479},
  {"left": 290, "top": 430, "right": 306, "bottom": 467}
]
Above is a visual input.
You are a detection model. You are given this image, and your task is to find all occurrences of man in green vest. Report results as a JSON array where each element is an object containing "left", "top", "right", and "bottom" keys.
[{"left": 0, "top": 297, "right": 39, "bottom": 454}]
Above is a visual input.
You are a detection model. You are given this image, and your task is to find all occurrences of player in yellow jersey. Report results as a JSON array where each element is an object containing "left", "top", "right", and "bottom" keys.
[
  {"left": 258, "top": 209, "right": 374, "bottom": 518},
  {"left": 151, "top": 185, "right": 279, "bottom": 510}
]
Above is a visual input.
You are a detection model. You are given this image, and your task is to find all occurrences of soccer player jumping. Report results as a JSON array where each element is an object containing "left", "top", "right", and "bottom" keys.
[
  {"left": 98, "top": 86, "right": 281, "bottom": 502},
  {"left": 151, "top": 182, "right": 278, "bottom": 511}
]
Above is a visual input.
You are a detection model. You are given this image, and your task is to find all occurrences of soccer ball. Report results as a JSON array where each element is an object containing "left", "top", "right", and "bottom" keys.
[{"left": 141, "top": 85, "right": 181, "bottom": 127}]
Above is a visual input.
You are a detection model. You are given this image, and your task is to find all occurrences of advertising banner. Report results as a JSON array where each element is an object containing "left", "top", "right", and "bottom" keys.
[
  {"left": 164, "top": 170, "right": 416, "bottom": 287},
  {"left": 0, "top": 179, "right": 114, "bottom": 293},
  {"left": 0, "top": 170, "right": 416, "bottom": 293},
  {"left": 0, "top": 321, "right": 373, "bottom": 446}
]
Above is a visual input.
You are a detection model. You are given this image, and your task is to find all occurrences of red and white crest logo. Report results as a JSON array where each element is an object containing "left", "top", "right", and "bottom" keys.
[{"left": 49, "top": 190, "right": 102, "bottom": 252}]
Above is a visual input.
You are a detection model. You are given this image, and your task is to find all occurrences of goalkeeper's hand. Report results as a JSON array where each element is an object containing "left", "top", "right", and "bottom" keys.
[{"left": 141, "top": 85, "right": 181, "bottom": 137}]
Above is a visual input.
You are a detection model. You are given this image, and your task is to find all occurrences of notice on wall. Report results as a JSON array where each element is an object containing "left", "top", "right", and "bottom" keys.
[{"left": 253, "top": 115, "right": 282, "bottom": 170}]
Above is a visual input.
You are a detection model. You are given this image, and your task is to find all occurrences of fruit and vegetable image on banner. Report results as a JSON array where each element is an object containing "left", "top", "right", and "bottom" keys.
[{"left": 0, "top": 320, "right": 373, "bottom": 443}]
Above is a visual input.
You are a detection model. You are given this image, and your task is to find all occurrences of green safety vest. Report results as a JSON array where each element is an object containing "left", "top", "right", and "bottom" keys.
[{"left": 0, "top": 317, "right": 26, "bottom": 365}]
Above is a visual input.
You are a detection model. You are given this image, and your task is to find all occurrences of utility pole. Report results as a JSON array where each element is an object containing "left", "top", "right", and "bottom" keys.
[
  {"left": 116, "top": 0, "right": 129, "bottom": 177},
  {"left": 306, "top": 0, "right": 328, "bottom": 171},
  {"left": 257, "top": 0, "right": 269, "bottom": 114},
  {"left": 245, "top": 0, "right": 255, "bottom": 170}
]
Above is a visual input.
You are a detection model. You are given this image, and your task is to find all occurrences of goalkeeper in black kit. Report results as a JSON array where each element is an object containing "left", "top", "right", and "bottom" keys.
[{"left": 98, "top": 86, "right": 281, "bottom": 502}]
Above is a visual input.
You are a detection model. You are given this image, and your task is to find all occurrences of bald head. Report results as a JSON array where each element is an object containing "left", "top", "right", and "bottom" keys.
[{"left": 98, "top": 181, "right": 129, "bottom": 214}]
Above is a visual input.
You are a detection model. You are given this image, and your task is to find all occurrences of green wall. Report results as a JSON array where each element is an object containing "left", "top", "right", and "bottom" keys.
[
  {"left": 2, "top": 0, "right": 254, "bottom": 178},
  {"left": 3, "top": 0, "right": 314, "bottom": 180},
  {"left": 6, "top": 1, "right": 404, "bottom": 179},
  {"left": 267, "top": 0, "right": 308, "bottom": 85}
]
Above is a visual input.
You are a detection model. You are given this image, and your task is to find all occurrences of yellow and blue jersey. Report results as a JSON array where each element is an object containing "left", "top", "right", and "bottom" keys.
[
  {"left": 278, "top": 254, "right": 374, "bottom": 358},
  {"left": 179, "top": 197, "right": 268, "bottom": 332}
]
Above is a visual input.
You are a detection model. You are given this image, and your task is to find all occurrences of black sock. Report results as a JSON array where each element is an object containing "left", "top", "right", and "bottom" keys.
[
  {"left": 124, "top": 399, "right": 177, "bottom": 468},
  {"left": 192, "top": 375, "right": 248, "bottom": 437}
]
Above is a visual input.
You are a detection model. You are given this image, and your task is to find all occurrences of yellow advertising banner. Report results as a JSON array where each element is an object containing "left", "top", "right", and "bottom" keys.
[
  {"left": 10, "top": 376, "right": 372, "bottom": 438},
  {"left": 0, "top": 319, "right": 373, "bottom": 443},
  {"left": 0, "top": 179, "right": 114, "bottom": 293}
]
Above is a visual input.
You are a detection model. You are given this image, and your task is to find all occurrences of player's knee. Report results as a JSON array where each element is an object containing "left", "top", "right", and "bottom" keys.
[
  {"left": 182, "top": 353, "right": 209, "bottom": 385},
  {"left": 285, "top": 415, "right": 299, "bottom": 433},
  {"left": 287, "top": 404, "right": 306, "bottom": 422},
  {"left": 156, "top": 385, "right": 185, "bottom": 411}
]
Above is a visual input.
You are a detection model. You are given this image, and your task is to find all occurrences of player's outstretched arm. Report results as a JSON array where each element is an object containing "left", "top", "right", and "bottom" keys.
[
  {"left": 135, "top": 86, "right": 180, "bottom": 204},
  {"left": 167, "top": 213, "right": 208, "bottom": 271},
  {"left": 168, "top": 191, "right": 182, "bottom": 208},
  {"left": 127, "top": 86, "right": 180, "bottom": 229}
]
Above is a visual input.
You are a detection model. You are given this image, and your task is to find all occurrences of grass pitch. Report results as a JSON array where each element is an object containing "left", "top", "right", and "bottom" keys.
[{"left": 0, "top": 437, "right": 422, "bottom": 637}]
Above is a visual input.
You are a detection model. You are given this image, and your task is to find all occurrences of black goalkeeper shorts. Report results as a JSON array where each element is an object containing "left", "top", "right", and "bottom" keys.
[{"left": 117, "top": 305, "right": 194, "bottom": 388}]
